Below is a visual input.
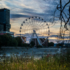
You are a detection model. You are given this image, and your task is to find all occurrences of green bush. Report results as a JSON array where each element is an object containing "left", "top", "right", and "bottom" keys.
[
  {"left": 57, "top": 43, "right": 63, "bottom": 47},
  {"left": 48, "top": 42, "right": 54, "bottom": 47},
  {"left": 0, "top": 34, "right": 18, "bottom": 47},
  {"left": 36, "top": 45, "right": 42, "bottom": 48},
  {"left": 15, "top": 37, "right": 22, "bottom": 46},
  {"left": 22, "top": 43, "right": 30, "bottom": 47},
  {"left": 30, "top": 41, "right": 35, "bottom": 48}
]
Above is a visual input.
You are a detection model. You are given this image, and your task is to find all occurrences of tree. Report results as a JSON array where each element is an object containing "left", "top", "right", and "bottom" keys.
[
  {"left": 22, "top": 43, "right": 30, "bottom": 47},
  {"left": 48, "top": 42, "right": 54, "bottom": 47},
  {"left": 36, "top": 45, "right": 42, "bottom": 48},
  {"left": 30, "top": 41, "right": 35, "bottom": 48},
  {"left": 57, "top": 43, "right": 63, "bottom": 47},
  {"left": 15, "top": 37, "right": 22, "bottom": 46},
  {"left": 0, "top": 34, "right": 18, "bottom": 47}
]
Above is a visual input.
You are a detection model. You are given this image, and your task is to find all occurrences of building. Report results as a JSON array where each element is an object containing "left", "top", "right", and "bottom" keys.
[
  {"left": 0, "top": 31, "right": 14, "bottom": 37},
  {"left": 0, "top": 8, "right": 11, "bottom": 31}
]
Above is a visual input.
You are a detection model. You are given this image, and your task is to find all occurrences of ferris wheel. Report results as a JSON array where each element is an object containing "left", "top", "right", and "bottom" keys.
[{"left": 19, "top": 16, "right": 54, "bottom": 47}]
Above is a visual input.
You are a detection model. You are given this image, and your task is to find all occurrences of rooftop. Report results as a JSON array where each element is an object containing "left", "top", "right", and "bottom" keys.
[{"left": 0, "top": 8, "right": 10, "bottom": 11}]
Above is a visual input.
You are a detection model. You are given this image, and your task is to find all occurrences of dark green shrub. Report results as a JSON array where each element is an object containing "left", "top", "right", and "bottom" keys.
[
  {"left": 57, "top": 43, "right": 63, "bottom": 47},
  {"left": 30, "top": 41, "right": 35, "bottom": 48},
  {"left": 15, "top": 37, "right": 22, "bottom": 46},
  {"left": 22, "top": 43, "right": 30, "bottom": 47},
  {"left": 48, "top": 42, "right": 54, "bottom": 47},
  {"left": 0, "top": 34, "right": 18, "bottom": 47},
  {"left": 37, "top": 45, "right": 42, "bottom": 48}
]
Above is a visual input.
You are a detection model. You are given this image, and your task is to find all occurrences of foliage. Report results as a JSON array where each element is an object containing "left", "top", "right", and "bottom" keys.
[
  {"left": 15, "top": 37, "right": 22, "bottom": 46},
  {"left": 36, "top": 45, "right": 42, "bottom": 48},
  {"left": 0, "top": 34, "right": 35, "bottom": 47},
  {"left": 48, "top": 42, "right": 54, "bottom": 47},
  {"left": 30, "top": 41, "right": 35, "bottom": 48},
  {"left": 22, "top": 43, "right": 30, "bottom": 47},
  {"left": 57, "top": 43, "right": 63, "bottom": 46},
  {"left": 0, "top": 51, "right": 70, "bottom": 70},
  {"left": 54, "top": 49, "right": 70, "bottom": 66},
  {"left": 0, "top": 34, "right": 18, "bottom": 47}
]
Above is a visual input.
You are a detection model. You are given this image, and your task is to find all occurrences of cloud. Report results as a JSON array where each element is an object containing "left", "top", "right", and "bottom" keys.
[
  {"left": 1, "top": 0, "right": 69, "bottom": 38},
  {"left": 21, "top": 8, "right": 37, "bottom": 14},
  {"left": 50, "top": 35, "right": 58, "bottom": 37},
  {"left": 11, "top": 14, "right": 30, "bottom": 18},
  {"left": 2, "top": 0, "right": 69, "bottom": 22}
]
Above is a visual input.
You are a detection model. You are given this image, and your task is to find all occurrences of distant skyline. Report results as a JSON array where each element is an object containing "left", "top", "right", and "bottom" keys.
[{"left": 0, "top": 0, "right": 70, "bottom": 43}]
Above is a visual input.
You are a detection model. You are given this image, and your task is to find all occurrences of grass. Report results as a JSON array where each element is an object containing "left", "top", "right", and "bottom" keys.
[{"left": 0, "top": 49, "right": 70, "bottom": 70}]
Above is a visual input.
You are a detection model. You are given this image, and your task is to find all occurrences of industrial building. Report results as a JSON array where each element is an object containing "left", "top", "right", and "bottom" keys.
[{"left": 0, "top": 8, "right": 11, "bottom": 31}]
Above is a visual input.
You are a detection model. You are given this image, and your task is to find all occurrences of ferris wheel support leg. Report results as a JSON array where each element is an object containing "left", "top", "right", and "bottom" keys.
[
  {"left": 29, "top": 30, "right": 43, "bottom": 47},
  {"left": 35, "top": 33, "right": 43, "bottom": 47},
  {"left": 29, "top": 33, "right": 34, "bottom": 43},
  {"left": 21, "top": 36, "right": 25, "bottom": 43}
]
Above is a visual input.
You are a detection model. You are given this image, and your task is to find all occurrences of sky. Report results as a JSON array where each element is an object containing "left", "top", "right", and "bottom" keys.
[{"left": 0, "top": 0, "right": 70, "bottom": 43}]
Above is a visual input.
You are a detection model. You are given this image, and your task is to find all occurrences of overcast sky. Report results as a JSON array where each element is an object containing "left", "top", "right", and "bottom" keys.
[{"left": 0, "top": 0, "right": 70, "bottom": 43}]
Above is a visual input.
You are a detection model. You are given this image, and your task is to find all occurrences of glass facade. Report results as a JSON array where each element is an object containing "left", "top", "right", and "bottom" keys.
[{"left": 0, "top": 8, "right": 11, "bottom": 31}]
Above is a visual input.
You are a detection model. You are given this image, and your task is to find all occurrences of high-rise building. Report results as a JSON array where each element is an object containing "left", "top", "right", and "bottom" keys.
[{"left": 0, "top": 8, "right": 11, "bottom": 31}]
